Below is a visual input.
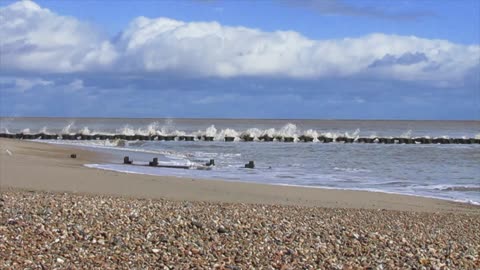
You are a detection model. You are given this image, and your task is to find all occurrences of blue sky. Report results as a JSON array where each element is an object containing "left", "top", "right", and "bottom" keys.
[{"left": 0, "top": 0, "right": 479, "bottom": 119}]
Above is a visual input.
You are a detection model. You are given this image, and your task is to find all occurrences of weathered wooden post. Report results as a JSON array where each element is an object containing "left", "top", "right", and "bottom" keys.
[
  {"left": 124, "top": 156, "right": 132, "bottom": 164},
  {"left": 245, "top": 161, "right": 255, "bottom": 169},
  {"left": 149, "top": 157, "right": 158, "bottom": 166},
  {"left": 206, "top": 159, "right": 215, "bottom": 166}
]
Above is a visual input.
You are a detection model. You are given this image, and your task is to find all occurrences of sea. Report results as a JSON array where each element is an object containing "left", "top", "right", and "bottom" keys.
[{"left": 1, "top": 117, "right": 479, "bottom": 205}]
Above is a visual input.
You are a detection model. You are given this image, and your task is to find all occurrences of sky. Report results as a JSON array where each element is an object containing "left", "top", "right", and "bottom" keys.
[{"left": 0, "top": 0, "right": 479, "bottom": 120}]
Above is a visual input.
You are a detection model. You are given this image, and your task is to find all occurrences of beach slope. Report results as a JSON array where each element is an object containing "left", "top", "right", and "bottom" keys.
[{"left": 0, "top": 138, "right": 478, "bottom": 213}]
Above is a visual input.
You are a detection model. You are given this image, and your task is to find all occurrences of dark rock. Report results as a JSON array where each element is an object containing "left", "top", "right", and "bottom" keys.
[
  {"left": 70, "top": 154, "right": 77, "bottom": 159},
  {"left": 203, "top": 136, "right": 214, "bottom": 141},
  {"left": 283, "top": 137, "right": 294, "bottom": 142},
  {"left": 241, "top": 135, "right": 254, "bottom": 141},
  {"left": 383, "top": 138, "right": 393, "bottom": 144},
  {"left": 318, "top": 136, "right": 333, "bottom": 143},
  {"left": 141, "top": 135, "right": 151, "bottom": 141},
  {"left": 22, "top": 134, "right": 35, "bottom": 140},
  {"left": 80, "top": 134, "right": 93, "bottom": 140},
  {"left": 225, "top": 136, "right": 235, "bottom": 142},
  {"left": 173, "top": 135, "right": 191, "bottom": 141},
  {"left": 114, "top": 134, "right": 126, "bottom": 140},
  {"left": 61, "top": 134, "right": 72, "bottom": 140},
  {"left": 191, "top": 221, "right": 203, "bottom": 229},
  {"left": 299, "top": 135, "right": 314, "bottom": 142},
  {"left": 165, "top": 135, "right": 176, "bottom": 141},
  {"left": 217, "top": 226, "right": 228, "bottom": 234},
  {"left": 259, "top": 135, "right": 274, "bottom": 142}
]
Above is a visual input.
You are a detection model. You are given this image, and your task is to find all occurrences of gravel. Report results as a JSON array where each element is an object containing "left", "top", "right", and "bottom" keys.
[{"left": 1, "top": 190, "right": 479, "bottom": 269}]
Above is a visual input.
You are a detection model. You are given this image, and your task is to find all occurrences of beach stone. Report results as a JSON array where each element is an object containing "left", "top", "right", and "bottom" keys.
[
  {"left": 217, "top": 226, "right": 228, "bottom": 234},
  {"left": 1, "top": 189, "right": 479, "bottom": 269},
  {"left": 191, "top": 221, "right": 203, "bottom": 229}
]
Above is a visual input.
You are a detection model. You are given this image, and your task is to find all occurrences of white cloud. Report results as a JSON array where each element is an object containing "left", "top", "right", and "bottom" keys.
[
  {"left": 68, "top": 79, "right": 84, "bottom": 91},
  {"left": 0, "top": 1, "right": 478, "bottom": 86},
  {"left": 0, "top": 76, "right": 54, "bottom": 92},
  {"left": 0, "top": 1, "right": 117, "bottom": 73}
]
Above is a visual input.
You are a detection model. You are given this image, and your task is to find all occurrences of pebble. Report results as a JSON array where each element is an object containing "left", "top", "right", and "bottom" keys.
[{"left": 0, "top": 190, "right": 479, "bottom": 269}]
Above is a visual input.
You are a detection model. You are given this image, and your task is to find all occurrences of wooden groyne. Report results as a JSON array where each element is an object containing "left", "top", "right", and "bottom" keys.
[
  {"left": 0, "top": 132, "right": 479, "bottom": 144},
  {"left": 122, "top": 156, "right": 212, "bottom": 170}
]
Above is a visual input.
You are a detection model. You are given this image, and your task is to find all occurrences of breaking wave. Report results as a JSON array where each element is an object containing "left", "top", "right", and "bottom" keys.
[{"left": 2, "top": 122, "right": 478, "bottom": 141}]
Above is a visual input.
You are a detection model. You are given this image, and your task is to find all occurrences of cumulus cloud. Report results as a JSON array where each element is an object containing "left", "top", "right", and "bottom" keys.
[
  {"left": 0, "top": 0, "right": 117, "bottom": 73},
  {"left": 0, "top": 0, "right": 478, "bottom": 87}
]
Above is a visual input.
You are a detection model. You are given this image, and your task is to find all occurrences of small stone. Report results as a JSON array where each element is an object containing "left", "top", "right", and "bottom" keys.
[
  {"left": 56, "top": 258, "right": 64, "bottom": 263},
  {"left": 191, "top": 221, "right": 203, "bottom": 229},
  {"left": 217, "top": 226, "right": 228, "bottom": 234},
  {"left": 152, "top": 249, "right": 161, "bottom": 253}
]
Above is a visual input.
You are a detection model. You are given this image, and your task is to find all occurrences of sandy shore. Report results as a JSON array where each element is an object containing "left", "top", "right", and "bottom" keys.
[
  {"left": 0, "top": 138, "right": 479, "bottom": 213},
  {"left": 1, "top": 139, "right": 479, "bottom": 268}
]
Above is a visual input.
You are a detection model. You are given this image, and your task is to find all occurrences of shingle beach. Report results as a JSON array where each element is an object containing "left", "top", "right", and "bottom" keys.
[{"left": 1, "top": 190, "right": 479, "bottom": 269}]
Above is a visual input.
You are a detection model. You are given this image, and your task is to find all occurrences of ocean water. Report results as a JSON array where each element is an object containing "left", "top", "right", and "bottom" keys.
[{"left": 2, "top": 117, "right": 480, "bottom": 205}]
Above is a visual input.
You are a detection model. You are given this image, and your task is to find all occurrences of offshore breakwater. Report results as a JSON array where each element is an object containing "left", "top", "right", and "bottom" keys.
[{"left": 1, "top": 132, "right": 479, "bottom": 144}]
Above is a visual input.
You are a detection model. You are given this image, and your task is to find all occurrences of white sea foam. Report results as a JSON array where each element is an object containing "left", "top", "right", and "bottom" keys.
[
  {"left": 61, "top": 122, "right": 75, "bottom": 134},
  {"left": 4, "top": 121, "right": 479, "bottom": 142}
]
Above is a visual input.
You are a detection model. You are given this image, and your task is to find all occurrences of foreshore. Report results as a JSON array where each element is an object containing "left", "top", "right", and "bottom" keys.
[
  {"left": 1, "top": 138, "right": 479, "bottom": 268},
  {"left": 1, "top": 139, "right": 478, "bottom": 212}
]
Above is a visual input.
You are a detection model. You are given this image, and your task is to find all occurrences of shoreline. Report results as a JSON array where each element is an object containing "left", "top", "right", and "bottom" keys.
[
  {"left": 86, "top": 162, "right": 480, "bottom": 207},
  {"left": 1, "top": 138, "right": 479, "bottom": 213}
]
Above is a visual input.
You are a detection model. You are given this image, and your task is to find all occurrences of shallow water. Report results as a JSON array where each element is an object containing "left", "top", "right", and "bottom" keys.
[{"left": 2, "top": 117, "right": 479, "bottom": 204}]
